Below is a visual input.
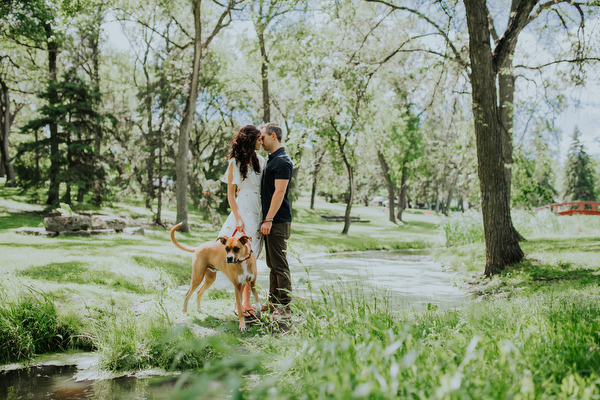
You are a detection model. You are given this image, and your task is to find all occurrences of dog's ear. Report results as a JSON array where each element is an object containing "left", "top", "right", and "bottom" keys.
[
  {"left": 217, "top": 236, "right": 229, "bottom": 245},
  {"left": 238, "top": 235, "right": 252, "bottom": 245}
]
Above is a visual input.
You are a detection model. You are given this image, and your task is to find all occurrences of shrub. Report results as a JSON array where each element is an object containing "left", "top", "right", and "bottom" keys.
[{"left": 441, "top": 210, "right": 485, "bottom": 247}]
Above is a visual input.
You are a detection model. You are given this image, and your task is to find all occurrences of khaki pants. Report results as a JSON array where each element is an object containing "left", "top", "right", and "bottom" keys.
[{"left": 264, "top": 222, "right": 292, "bottom": 306}]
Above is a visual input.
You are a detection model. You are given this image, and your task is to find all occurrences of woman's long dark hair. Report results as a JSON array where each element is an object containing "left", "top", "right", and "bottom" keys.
[{"left": 228, "top": 125, "right": 261, "bottom": 180}]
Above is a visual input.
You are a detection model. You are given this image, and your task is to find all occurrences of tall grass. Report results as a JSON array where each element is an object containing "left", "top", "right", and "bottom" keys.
[
  {"left": 244, "top": 283, "right": 600, "bottom": 399},
  {"left": 93, "top": 309, "right": 235, "bottom": 372},
  {"left": 442, "top": 210, "right": 600, "bottom": 247},
  {"left": 0, "top": 287, "right": 83, "bottom": 363}
]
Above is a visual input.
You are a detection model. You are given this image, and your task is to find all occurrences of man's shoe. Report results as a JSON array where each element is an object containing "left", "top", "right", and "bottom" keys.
[
  {"left": 271, "top": 305, "right": 291, "bottom": 320},
  {"left": 261, "top": 303, "right": 275, "bottom": 313}
]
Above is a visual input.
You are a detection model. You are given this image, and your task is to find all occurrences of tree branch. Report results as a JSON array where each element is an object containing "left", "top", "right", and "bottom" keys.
[
  {"left": 492, "top": 0, "right": 538, "bottom": 71},
  {"left": 514, "top": 57, "right": 600, "bottom": 70},
  {"left": 365, "top": 0, "right": 468, "bottom": 69}
]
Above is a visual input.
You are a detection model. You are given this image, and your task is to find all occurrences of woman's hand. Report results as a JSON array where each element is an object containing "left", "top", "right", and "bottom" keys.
[{"left": 236, "top": 217, "right": 245, "bottom": 232}]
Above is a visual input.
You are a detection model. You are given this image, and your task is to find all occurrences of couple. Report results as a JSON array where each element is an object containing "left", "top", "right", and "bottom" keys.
[{"left": 217, "top": 123, "right": 293, "bottom": 319}]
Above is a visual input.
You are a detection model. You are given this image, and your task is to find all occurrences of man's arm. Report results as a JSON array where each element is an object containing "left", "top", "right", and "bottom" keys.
[{"left": 261, "top": 179, "right": 289, "bottom": 235}]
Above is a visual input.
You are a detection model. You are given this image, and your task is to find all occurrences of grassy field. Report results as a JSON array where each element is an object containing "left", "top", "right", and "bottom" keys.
[{"left": 1, "top": 179, "right": 600, "bottom": 399}]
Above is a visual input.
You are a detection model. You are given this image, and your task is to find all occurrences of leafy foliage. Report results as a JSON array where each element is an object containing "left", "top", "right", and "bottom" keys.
[
  {"left": 563, "top": 127, "right": 596, "bottom": 201},
  {"left": 16, "top": 72, "right": 115, "bottom": 205}
]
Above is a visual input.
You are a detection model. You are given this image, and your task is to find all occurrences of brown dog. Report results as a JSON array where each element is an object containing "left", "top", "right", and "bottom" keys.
[{"left": 170, "top": 223, "right": 261, "bottom": 331}]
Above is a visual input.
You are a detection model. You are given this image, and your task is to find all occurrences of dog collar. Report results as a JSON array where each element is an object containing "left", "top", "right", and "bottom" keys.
[
  {"left": 239, "top": 243, "right": 253, "bottom": 262},
  {"left": 240, "top": 250, "right": 253, "bottom": 262}
]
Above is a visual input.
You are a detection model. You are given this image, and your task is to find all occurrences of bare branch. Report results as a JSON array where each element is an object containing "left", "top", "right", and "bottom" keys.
[
  {"left": 113, "top": 6, "right": 191, "bottom": 51},
  {"left": 365, "top": 0, "right": 468, "bottom": 69},
  {"left": 201, "top": 0, "right": 241, "bottom": 52},
  {"left": 492, "top": 0, "right": 538, "bottom": 71},
  {"left": 351, "top": 9, "right": 394, "bottom": 62},
  {"left": 487, "top": 6, "right": 499, "bottom": 44},
  {"left": 514, "top": 57, "right": 600, "bottom": 70}
]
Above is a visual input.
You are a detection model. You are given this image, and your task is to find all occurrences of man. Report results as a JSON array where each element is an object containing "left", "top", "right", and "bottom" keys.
[{"left": 260, "top": 123, "right": 293, "bottom": 318}]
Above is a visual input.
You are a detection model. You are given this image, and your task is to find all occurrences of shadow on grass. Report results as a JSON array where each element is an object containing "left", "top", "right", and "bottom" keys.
[
  {"left": 132, "top": 255, "right": 190, "bottom": 285},
  {"left": 0, "top": 211, "right": 46, "bottom": 229},
  {"left": 510, "top": 258, "right": 600, "bottom": 286},
  {"left": 17, "top": 261, "right": 153, "bottom": 294},
  {"left": 523, "top": 237, "right": 600, "bottom": 253}
]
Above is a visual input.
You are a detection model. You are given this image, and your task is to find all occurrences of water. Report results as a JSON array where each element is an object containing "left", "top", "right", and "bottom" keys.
[
  {"left": 264, "top": 249, "right": 470, "bottom": 309},
  {"left": 0, "top": 364, "right": 178, "bottom": 400}
]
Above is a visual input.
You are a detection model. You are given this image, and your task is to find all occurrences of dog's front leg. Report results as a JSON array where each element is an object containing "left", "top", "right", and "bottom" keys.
[{"left": 233, "top": 285, "right": 246, "bottom": 331}]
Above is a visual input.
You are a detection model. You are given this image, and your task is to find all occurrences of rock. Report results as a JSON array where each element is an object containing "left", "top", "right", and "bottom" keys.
[
  {"left": 91, "top": 216, "right": 127, "bottom": 231},
  {"left": 90, "top": 229, "right": 116, "bottom": 235},
  {"left": 61, "top": 230, "right": 91, "bottom": 237},
  {"left": 123, "top": 227, "right": 145, "bottom": 235},
  {"left": 44, "top": 215, "right": 91, "bottom": 233},
  {"left": 14, "top": 227, "right": 59, "bottom": 237}
]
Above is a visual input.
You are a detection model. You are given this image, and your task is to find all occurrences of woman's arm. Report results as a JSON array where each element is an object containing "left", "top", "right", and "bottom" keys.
[{"left": 227, "top": 163, "right": 244, "bottom": 232}]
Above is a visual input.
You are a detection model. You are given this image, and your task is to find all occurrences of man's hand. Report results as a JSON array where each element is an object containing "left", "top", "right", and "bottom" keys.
[{"left": 261, "top": 220, "right": 272, "bottom": 235}]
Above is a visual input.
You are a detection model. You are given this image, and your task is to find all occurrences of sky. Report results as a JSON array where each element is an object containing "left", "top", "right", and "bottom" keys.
[{"left": 101, "top": 15, "right": 600, "bottom": 164}]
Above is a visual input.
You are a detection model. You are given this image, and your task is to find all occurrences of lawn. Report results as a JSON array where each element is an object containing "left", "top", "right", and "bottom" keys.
[{"left": 1, "top": 179, "right": 599, "bottom": 399}]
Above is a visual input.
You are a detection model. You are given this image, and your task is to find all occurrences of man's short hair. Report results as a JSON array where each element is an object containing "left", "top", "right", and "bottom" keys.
[{"left": 262, "top": 123, "right": 283, "bottom": 142}]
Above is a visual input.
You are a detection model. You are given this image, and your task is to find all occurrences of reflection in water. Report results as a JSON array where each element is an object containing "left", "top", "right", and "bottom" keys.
[
  {"left": 255, "top": 250, "right": 470, "bottom": 309},
  {"left": 0, "top": 365, "right": 177, "bottom": 400}
]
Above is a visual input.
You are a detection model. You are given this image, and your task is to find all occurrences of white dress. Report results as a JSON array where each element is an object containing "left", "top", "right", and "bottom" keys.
[{"left": 212, "top": 156, "right": 265, "bottom": 289}]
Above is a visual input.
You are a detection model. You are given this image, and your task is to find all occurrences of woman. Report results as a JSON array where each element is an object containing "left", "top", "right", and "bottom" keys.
[{"left": 216, "top": 125, "right": 265, "bottom": 316}]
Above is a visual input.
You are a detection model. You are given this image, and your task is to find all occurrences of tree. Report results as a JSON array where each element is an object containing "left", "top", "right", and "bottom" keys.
[
  {"left": 175, "top": 0, "right": 240, "bottom": 232},
  {"left": 17, "top": 72, "right": 112, "bottom": 203},
  {"left": 0, "top": 67, "right": 24, "bottom": 186},
  {"left": 250, "top": 0, "right": 303, "bottom": 123},
  {"left": 462, "top": 0, "right": 525, "bottom": 275},
  {"left": 366, "top": 0, "right": 599, "bottom": 275},
  {"left": 563, "top": 127, "right": 596, "bottom": 201},
  {"left": 3, "top": 0, "right": 64, "bottom": 204}
]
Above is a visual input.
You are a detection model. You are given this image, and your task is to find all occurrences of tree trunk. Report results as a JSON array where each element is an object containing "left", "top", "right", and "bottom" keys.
[
  {"left": 0, "top": 79, "right": 16, "bottom": 184},
  {"left": 498, "top": 53, "right": 526, "bottom": 241},
  {"left": 176, "top": 0, "right": 203, "bottom": 232},
  {"left": 310, "top": 150, "right": 324, "bottom": 210},
  {"left": 156, "top": 142, "right": 163, "bottom": 225},
  {"left": 342, "top": 163, "right": 354, "bottom": 235},
  {"left": 377, "top": 150, "right": 396, "bottom": 223},
  {"left": 396, "top": 162, "right": 408, "bottom": 221},
  {"left": 444, "top": 166, "right": 460, "bottom": 216},
  {"left": 257, "top": 26, "right": 270, "bottom": 123},
  {"left": 464, "top": 0, "right": 523, "bottom": 276},
  {"left": 46, "top": 25, "right": 60, "bottom": 205}
]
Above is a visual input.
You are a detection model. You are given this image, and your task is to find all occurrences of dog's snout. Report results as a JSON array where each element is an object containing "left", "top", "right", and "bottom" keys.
[{"left": 226, "top": 254, "right": 236, "bottom": 263}]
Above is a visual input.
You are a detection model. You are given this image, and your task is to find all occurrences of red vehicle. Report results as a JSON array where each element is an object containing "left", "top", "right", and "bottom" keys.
[{"left": 535, "top": 201, "right": 600, "bottom": 216}]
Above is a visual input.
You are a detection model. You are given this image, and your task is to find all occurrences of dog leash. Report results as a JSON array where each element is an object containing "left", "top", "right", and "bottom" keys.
[{"left": 232, "top": 228, "right": 247, "bottom": 237}]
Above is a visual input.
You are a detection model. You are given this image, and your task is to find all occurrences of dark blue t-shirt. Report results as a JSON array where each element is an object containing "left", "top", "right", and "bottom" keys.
[{"left": 261, "top": 147, "right": 293, "bottom": 223}]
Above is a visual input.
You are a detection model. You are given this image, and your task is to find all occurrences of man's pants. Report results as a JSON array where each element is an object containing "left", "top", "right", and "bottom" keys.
[{"left": 264, "top": 222, "right": 292, "bottom": 306}]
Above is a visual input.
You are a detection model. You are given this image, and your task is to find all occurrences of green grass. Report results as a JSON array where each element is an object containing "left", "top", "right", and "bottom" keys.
[
  {"left": 241, "top": 284, "right": 600, "bottom": 399},
  {"left": 18, "top": 261, "right": 153, "bottom": 294}
]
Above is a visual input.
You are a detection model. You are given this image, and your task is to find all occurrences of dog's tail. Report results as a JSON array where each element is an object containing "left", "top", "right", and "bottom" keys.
[{"left": 170, "top": 223, "right": 195, "bottom": 253}]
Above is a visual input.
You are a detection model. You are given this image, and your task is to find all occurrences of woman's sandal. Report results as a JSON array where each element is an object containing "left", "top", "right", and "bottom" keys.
[{"left": 234, "top": 308, "right": 257, "bottom": 318}]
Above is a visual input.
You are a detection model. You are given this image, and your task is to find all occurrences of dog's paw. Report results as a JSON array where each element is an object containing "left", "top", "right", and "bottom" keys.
[{"left": 239, "top": 325, "right": 247, "bottom": 332}]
